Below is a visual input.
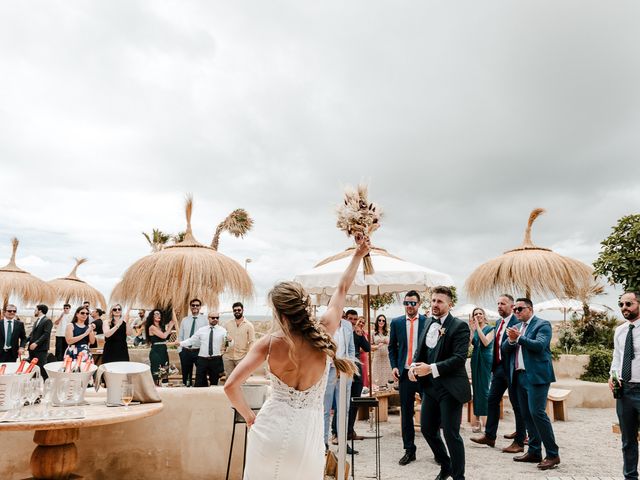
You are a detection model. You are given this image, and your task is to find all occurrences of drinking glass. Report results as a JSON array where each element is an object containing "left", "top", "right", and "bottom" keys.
[
  {"left": 41, "top": 379, "right": 53, "bottom": 418},
  {"left": 27, "top": 378, "right": 43, "bottom": 419},
  {"left": 121, "top": 382, "right": 134, "bottom": 411},
  {"left": 56, "top": 378, "right": 70, "bottom": 417},
  {"left": 7, "top": 380, "right": 22, "bottom": 420}
]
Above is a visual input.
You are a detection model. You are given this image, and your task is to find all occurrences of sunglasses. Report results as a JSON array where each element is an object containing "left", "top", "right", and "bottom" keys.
[
  {"left": 209, "top": 316, "right": 220, "bottom": 320},
  {"left": 513, "top": 306, "right": 530, "bottom": 313},
  {"left": 377, "top": 319, "right": 386, "bottom": 322},
  {"left": 5, "top": 310, "right": 16, "bottom": 313},
  {"left": 473, "top": 312, "right": 484, "bottom": 316},
  {"left": 191, "top": 304, "right": 201, "bottom": 308},
  {"left": 620, "top": 301, "right": 637, "bottom": 308},
  {"left": 79, "top": 311, "right": 89, "bottom": 315},
  {"left": 403, "top": 301, "right": 418, "bottom": 307},
  {"left": 113, "top": 308, "right": 121, "bottom": 311},
  {"left": 233, "top": 309, "right": 243, "bottom": 312}
]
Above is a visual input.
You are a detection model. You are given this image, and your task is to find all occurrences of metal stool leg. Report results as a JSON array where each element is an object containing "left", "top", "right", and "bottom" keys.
[
  {"left": 226, "top": 415, "right": 237, "bottom": 480},
  {"left": 242, "top": 424, "right": 248, "bottom": 476}
]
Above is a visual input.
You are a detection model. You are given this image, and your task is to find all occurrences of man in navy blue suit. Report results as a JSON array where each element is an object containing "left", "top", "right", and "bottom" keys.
[
  {"left": 388, "top": 290, "right": 427, "bottom": 465},
  {"left": 504, "top": 298, "right": 559, "bottom": 470},
  {"left": 471, "top": 294, "right": 526, "bottom": 452}
]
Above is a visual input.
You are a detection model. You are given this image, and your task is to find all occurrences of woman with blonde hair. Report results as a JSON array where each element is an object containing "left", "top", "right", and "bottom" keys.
[
  {"left": 102, "top": 304, "right": 133, "bottom": 364},
  {"left": 469, "top": 307, "right": 495, "bottom": 433},
  {"left": 225, "top": 237, "right": 369, "bottom": 479}
]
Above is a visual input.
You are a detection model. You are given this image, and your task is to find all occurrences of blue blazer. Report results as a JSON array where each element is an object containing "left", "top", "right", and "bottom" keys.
[
  {"left": 388, "top": 314, "right": 427, "bottom": 376},
  {"left": 493, "top": 314, "right": 520, "bottom": 374},
  {"left": 335, "top": 319, "right": 356, "bottom": 361},
  {"left": 502, "top": 315, "right": 556, "bottom": 385}
]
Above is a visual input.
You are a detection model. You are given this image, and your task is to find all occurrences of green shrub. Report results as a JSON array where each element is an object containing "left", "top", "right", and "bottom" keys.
[{"left": 580, "top": 348, "right": 613, "bottom": 383}]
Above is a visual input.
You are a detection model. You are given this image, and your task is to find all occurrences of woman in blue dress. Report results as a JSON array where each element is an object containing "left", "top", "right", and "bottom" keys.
[
  {"left": 469, "top": 307, "right": 495, "bottom": 433},
  {"left": 64, "top": 306, "right": 95, "bottom": 360}
]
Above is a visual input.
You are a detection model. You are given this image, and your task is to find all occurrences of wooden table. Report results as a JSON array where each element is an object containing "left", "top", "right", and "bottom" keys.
[{"left": 0, "top": 398, "right": 163, "bottom": 479}]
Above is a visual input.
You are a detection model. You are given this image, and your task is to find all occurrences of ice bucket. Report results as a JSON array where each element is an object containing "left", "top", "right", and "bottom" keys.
[
  {"left": 0, "top": 363, "right": 39, "bottom": 411},
  {"left": 102, "top": 362, "right": 150, "bottom": 405},
  {"left": 241, "top": 383, "right": 268, "bottom": 409},
  {"left": 45, "top": 361, "right": 98, "bottom": 406}
]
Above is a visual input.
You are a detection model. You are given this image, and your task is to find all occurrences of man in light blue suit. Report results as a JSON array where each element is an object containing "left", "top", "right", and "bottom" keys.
[
  {"left": 388, "top": 290, "right": 427, "bottom": 466},
  {"left": 504, "top": 297, "right": 560, "bottom": 471},
  {"left": 323, "top": 315, "right": 356, "bottom": 451}
]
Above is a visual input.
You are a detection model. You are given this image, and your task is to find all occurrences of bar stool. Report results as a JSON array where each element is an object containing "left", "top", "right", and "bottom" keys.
[
  {"left": 225, "top": 407, "right": 260, "bottom": 480},
  {"left": 350, "top": 396, "right": 381, "bottom": 479}
]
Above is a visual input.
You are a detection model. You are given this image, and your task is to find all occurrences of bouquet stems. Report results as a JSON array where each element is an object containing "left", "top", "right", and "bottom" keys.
[{"left": 363, "top": 253, "right": 374, "bottom": 275}]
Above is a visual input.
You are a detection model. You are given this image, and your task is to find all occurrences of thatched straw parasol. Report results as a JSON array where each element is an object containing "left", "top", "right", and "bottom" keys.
[
  {"left": 0, "top": 237, "right": 56, "bottom": 309},
  {"left": 48, "top": 258, "right": 107, "bottom": 308},
  {"left": 465, "top": 208, "right": 595, "bottom": 303},
  {"left": 111, "top": 196, "right": 254, "bottom": 320}
]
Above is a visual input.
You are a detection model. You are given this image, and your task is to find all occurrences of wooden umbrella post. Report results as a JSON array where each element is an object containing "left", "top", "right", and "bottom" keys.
[{"left": 365, "top": 286, "right": 372, "bottom": 393}]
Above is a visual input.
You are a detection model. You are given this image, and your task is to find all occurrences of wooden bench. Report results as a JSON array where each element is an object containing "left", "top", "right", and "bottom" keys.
[
  {"left": 466, "top": 393, "right": 507, "bottom": 423},
  {"left": 546, "top": 388, "right": 571, "bottom": 421},
  {"left": 356, "top": 390, "right": 398, "bottom": 422}
]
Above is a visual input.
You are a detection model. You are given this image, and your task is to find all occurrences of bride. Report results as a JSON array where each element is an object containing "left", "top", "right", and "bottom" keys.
[{"left": 224, "top": 237, "right": 369, "bottom": 479}]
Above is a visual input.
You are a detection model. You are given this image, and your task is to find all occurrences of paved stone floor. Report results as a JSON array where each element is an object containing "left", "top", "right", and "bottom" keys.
[{"left": 327, "top": 407, "right": 623, "bottom": 479}]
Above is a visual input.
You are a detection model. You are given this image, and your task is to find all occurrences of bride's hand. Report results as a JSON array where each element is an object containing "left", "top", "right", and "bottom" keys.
[
  {"left": 354, "top": 234, "right": 371, "bottom": 258},
  {"left": 245, "top": 411, "right": 257, "bottom": 429}
]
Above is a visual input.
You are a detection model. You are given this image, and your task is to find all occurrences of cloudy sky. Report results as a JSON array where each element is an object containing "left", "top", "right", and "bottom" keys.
[{"left": 0, "top": 1, "right": 638, "bottom": 316}]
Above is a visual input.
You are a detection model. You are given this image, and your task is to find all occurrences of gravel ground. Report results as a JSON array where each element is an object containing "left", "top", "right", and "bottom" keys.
[{"left": 327, "top": 407, "right": 623, "bottom": 480}]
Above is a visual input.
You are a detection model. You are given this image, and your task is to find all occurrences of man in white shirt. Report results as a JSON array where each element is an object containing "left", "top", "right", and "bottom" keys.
[
  {"left": 178, "top": 298, "right": 207, "bottom": 386},
  {"left": 610, "top": 291, "right": 640, "bottom": 480},
  {"left": 54, "top": 304, "right": 73, "bottom": 361},
  {"left": 175, "top": 311, "right": 227, "bottom": 387}
]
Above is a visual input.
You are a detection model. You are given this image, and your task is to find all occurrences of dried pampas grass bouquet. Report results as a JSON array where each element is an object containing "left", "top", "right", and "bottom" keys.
[{"left": 336, "top": 184, "right": 383, "bottom": 274}]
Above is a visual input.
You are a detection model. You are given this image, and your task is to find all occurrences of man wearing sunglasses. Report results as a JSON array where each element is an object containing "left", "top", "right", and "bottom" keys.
[
  {"left": 471, "top": 294, "right": 526, "bottom": 453},
  {"left": 388, "top": 290, "right": 427, "bottom": 466},
  {"left": 610, "top": 291, "right": 640, "bottom": 479},
  {"left": 26, "top": 304, "right": 52, "bottom": 379},
  {"left": 177, "top": 298, "right": 207, "bottom": 386},
  {"left": 409, "top": 286, "right": 471, "bottom": 480},
  {"left": 0, "top": 304, "right": 26, "bottom": 362},
  {"left": 223, "top": 302, "right": 255, "bottom": 377},
  {"left": 504, "top": 298, "right": 559, "bottom": 470}
]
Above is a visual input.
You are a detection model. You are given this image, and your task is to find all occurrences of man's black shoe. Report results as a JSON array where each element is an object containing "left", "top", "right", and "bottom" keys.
[
  {"left": 399, "top": 451, "right": 416, "bottom": 465},
  {"left": 434, "top": 470, "right": 451, "bottom": 480},
  {"left": 346, "top": 445, "right": 358, "bottom": 455}
]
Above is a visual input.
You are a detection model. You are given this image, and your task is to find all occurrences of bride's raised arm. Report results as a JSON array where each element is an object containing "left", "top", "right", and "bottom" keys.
[{"left": 320, "top": 236, "right": 370, "bottom": 336}]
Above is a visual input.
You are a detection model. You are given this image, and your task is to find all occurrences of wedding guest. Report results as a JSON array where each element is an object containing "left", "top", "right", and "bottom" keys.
[
  {"left": 178, "top": 299, "right": 207, "bottom": 386},
  {"left": 89, "top": 308, "right": 104, "bottom": 349},
  {"left": 469, "top": 307, "right": 495, "bottom": 433},
  {"left": 146, "top": 309, "right": 176, "bottom": 384},
  {"left": 348, "top": 312, "right": 370, "bottom": 441},
  {"left": 0, "top": 304, "right": 26, "bottom": 362},
  {"left": 372, "top": 314, "right": 394, "bottom": 390},
  {"left": 131, "top": 309, "right": 146, "bottom": 347},
  {"left": 26, "top": 304, "right": 53, "bottom": 379},
  {"left": 223, "top": 302, "right": 256, "bottom": 376},
  {"left": 102, "top": 304, "right": 132, "bottom": 363},
  {"left": 54, "top": 304, "right": 72, "bottom": 361},
  {"left": 610, "top": 291, "right": 640, "bottom": 479},
  {"left": 174, "top": 311, "right": 227, "bottom": 386},
  {"left": 505, "top": 298, "right": 559, "bottom": 470},
  {"left": 357, "top": 316, "right": 370, "bottom": 389},
  {"left": 409, "top": 286, "right": 471, "bottom": 480},
  {"left": 64, "top": 306, "right": 95, "bottom": 360},
  {"left": 389, "top": 291, "right": 427, "bottom": 465},
  {"left": 471, "top": 294, "right": 526, "bottom": 453}
]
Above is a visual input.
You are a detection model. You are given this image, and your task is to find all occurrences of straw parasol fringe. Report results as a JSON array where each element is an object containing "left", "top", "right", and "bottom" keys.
[
  {"left": 0, "top": 237, "right": 56, "bottom": 308},
  {"left": 465, "top": 209, "right": 596, "bottom": 303},
  {"left": 48, "top": 258, "right": 107, "bottom": 308},
  {"left": 111, "top": 196, "right": 253, "bottom": 319}
]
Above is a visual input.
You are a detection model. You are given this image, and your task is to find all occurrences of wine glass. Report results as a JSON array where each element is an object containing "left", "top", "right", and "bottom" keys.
[
  {"left": 7, "top": 380, "right": 22, "bottom": 420},
  {"left": 41, "top": 379, "right": 53, "bottom": 418},
  {"left": 70, "top": 380, "right": 84, "bottom": 416},
  {"left": 55, "top": 378, "right": 70, "bottom": 417},
  {"left": 121, "top": 382, "right": 134, "bottom": 411},
  {"left": 27, "top": 378, "right": 43, "bottom": 419}
]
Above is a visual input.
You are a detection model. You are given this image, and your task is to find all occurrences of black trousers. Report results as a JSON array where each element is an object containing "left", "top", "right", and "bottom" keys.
[
  {"left": 484, "top": 365, "right": 526, "bottom": 444},
  {"left": 179, "top": 348, "right": 199, "bottom": 386},
  {"left": 195, "top": 356, "right": 224, "bottom": 387},
  {"left": 55, "top": 336, "right": 68, "bottom": 361},
  {"left": 29, "top": 350, "right": 49, "bottom": 380},
  {"left": 618, "top": 382, "right": 640, "bottom": 479},
  {"left": 347, "top": 372, "right": 364, "bottom": 435},
  {"left": 399, "top": 370, "right": 422, "bottom": 453},
  {"left": 0, "top": 349, "right": 18, "bottom": 362},
  {"left": 421, "top": 383, "right": 465, "bottom": 480}
]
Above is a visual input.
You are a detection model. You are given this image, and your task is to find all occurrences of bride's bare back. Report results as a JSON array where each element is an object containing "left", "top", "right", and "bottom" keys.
[{"left": 267, "top": 333, "right": 327, "bottom": 391}]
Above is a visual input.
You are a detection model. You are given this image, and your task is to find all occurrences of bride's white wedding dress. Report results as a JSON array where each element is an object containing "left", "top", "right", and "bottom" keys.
[{"left": 243, "top": 342, "right": 329, "bottom": 479}]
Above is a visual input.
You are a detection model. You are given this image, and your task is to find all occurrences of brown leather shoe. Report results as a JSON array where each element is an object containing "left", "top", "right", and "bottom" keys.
[
  {"left": 348, "top": 432, "right": 364, "bottom": 441},
  {"left": 513, "top": 452, "right": 542, "bottom": 463},
  {"left": 537, "top": 456, "right": 560, "bottom": 470},
  {"left": 503, "top": 431, "right": 517, "bottom": 439},
  {"left": 501, "top": 441, "right": 525, "bottom": 454},
  {"left": 470, "top": 435, "right": 495, "bottom": 448}
]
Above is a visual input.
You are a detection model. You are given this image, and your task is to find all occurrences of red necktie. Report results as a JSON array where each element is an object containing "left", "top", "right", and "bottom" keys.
[
  {"left": 494, "top": 319, "right": 505, "bottom": 364},
  {"left": 407, "top": 317, "right": 417, "bottom": 366}
]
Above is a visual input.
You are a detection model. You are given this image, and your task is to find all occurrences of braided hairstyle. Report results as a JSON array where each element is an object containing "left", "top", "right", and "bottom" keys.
[{"left": 269, "top": 281, "right": 357, "bottom": 377}]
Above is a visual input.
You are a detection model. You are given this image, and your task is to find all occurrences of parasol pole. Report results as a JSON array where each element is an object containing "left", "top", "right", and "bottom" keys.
[{"left": 366, "top": 285, "right": 372, "bottom": 394}]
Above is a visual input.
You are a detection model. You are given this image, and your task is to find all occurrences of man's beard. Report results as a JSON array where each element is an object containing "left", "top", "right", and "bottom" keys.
[
  {"left": 624, "top": 310, "right": 640, "bottom": 321},
  {"left": 234, "top": 312, "right": 243, "bottom": 319}
]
